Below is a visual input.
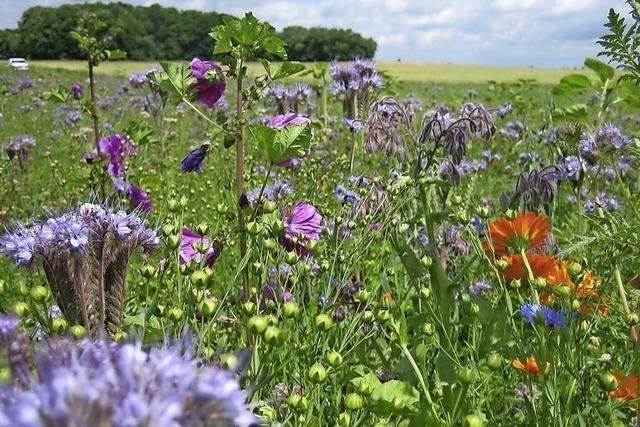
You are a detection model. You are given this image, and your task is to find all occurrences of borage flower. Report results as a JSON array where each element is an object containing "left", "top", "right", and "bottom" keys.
[
  {"left": 512, "top": 356, "right": 551, "bottom": 376},
  {"left": 180, "top": 227, "right": 220, "bottom": 267},
  {"left": 484, "top": 212, "right": 550, "bottom": 257},
  {"left": 281, "top": 202, "right": 322, "bottom": 255},
  {"left": 189, "top": 58, "right": 226, "bottom": 108}
]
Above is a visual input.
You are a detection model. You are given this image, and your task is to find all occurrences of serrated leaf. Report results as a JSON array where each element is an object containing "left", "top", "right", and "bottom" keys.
[
  {"left": 263, "top": 36, "right": 288, "bottom": 60},
  {"left": 584, "top": 57, "right": 614, "bottom": 83},
  {"left": 210, "top": 24, "right": 233, "bottom": 54},
  {"left": 552, "top": 74, "right": 592, "bottom": 97},
  {"left": 552, "top": 103, "right": 589, "bottom": 124},
  {"left": 248, "top": 123, "right": 312, "bottom": 164},
  {"left": 106, "top": 49, "right": 127, "bottom": 60},
  {"left": 272, "top": 61, "right": 306, "bottom": 80}
]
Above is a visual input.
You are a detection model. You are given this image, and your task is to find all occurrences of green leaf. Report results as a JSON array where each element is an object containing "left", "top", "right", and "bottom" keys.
[
  {"left": 248, "top": 123, "right": 312, "bottom": 164},
  {"left": 210, "top": 24, "right": 233, "bottom": 54},
  {"left": 552, "top": 103, "right": 589, "bottom": 124},
  {"left": 106, "top": 49, "right": 127, "bottom": 61},
  {"left": 584, "top": 57, "right": 615, "bottom": 83},
  {"left": 369, "top": 380, "right": 420, "bottom": 415},
  {"left": 43, "top": 86, "right": 71, "bottom": 103},
  {"left": 153, "top": 62, "right": 195, "bottom": 105},
  {"left": 262, "top": 36, "right": 288, "bottom": 60},
  {"left": 272, "top": 61, "right": 306, "bottom": 80},
  {"left": 552, "top": 74, "right": 592, "bottom": 97}
]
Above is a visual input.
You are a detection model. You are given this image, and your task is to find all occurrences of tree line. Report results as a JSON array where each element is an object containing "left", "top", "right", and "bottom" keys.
[{"left": 0, "top": 2, "right": 376, "bottom": 61}]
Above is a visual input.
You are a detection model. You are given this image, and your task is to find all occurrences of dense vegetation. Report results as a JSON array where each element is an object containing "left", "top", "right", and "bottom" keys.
[
  {"left": 0, "top": 2, "right": 377, "bottom": 61},
  {"left": 1, "top": 3, "right": 640, "bottom": 427}
]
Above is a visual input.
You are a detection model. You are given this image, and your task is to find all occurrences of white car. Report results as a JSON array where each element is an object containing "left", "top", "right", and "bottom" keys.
[{"left": 7, "top": 58, "right": 29, "bottom": 71}]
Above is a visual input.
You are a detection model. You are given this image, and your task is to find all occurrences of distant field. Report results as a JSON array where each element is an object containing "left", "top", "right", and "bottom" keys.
[{"left": 30, "top": 60, "right": 589, "bottom": 84}]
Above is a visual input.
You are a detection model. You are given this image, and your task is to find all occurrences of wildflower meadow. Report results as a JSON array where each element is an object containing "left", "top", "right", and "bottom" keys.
[{"left": 1, "top": 2, "right": 640, "bottom": 426}]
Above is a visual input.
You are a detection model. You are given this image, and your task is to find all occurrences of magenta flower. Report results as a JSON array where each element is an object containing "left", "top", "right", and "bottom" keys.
[
  {"left": 98, "top": 134, "right": 136, "bottom": 177},
  {"left": 127, "top": 184, "right": 153, "bottom": 212},
  {"left": 281, "top": 201, "right": 322, "bottom": 255},
  {"left": 71, "top": 83, "right": 83, "bottom": 98},
  {"left": 180, "top": 227, "right": 220, "bottom": 267},
  {"left": 189, "top": 58, "right": 226, "bottom": 108},
  {"left": 267, "top": 113, "right": 311, "bottom": 167}
]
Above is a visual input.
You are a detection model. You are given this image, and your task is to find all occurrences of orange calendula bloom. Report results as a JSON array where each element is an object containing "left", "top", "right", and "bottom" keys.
[
  {"left": 609, "top": 372, "right": 639, "bottom": 402},
  {"left": 484, "top": 212, "right": 550, "bottom": 257},
  {"left": 500, "top": 253, "right": 558, "bottom": 282},
  {"left": 512, "top": 356, "right": 551, "bottom": 376}
]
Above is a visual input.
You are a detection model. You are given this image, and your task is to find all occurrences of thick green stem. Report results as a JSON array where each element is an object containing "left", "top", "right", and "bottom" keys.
[
  {"left": 88, "top": 61, "right": 100, "bottom": 154},
  {"left": 614, "top": 265, "right": 631, "bottom": 315}
]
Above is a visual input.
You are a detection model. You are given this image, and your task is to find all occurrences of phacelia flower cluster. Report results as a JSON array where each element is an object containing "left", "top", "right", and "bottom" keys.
[
  {"left": 0, "top": 316, "right": 257, "bottom": 427},
  {"left": 329, "top": 58, "right": 384, "bottom": 118},
  {"left": 263, "top": 83, "right": 313, "bottom": 114}
]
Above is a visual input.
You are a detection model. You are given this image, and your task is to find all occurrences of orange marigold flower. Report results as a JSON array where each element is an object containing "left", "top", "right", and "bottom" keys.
[
  {"left": 484, "top": 212, "right": 550, "bottom": 257},
  {"left": 500, "top": 253, "right": 558, "bottom": 282},
  {"left": 512, "top": 356, "right": 551, "bottom": 376},
  {"left": 609, "top": 372, "right": 639, "bottom": 402}
]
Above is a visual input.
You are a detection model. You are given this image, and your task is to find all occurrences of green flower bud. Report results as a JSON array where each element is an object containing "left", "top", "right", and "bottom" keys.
[
  {"left": 600, "top": 372, "right": 619, "bottom": 392},
  {"left": 495, "top": 259, "right": 509, "bottom": 271},
  {"left": 140, "top": 264, "right": 156, "bottom": 279},
  {"left": 263, "top": 201, "right": 277, "bottom": 214},
  {"left": 161, "top": 223, "right": 177, "bottom": 237},
  {"left": 362, "top": 310, "right": 375, "bottom": 324},
  {"left": 568, "top": 262, "right": 582, "bottom": 277},
  {"left": 270, "top": 218, "right": 285, "bottom": 235},
  {"left": 505, "top": 209, "right": 516, "bottom": 221},
  {"left": 198, "top": 298, "right": 218, "bottom": 317},
  {"left": 19, "top": 283, "right": 29, "bottom": 297},
  {"left": 263, "top": 238, "right": 277, "bottom": 251},
  {"left": 419, "top": 287, "right": 431, "bottom": 299},
  {"left": 354, "top": 289, "right": 371, "bottom": 303},
  {"left": 248, "top": 315, "right": 269, "bottom": 334},
  {"left": 216, "top": 203, "right": 228, "bottom": 214},
  {"left": 190, "top": 270, "right": 208, "bottom": 287},
  {"left": 338, "top": 411, "right": 351, "bottom": 427},
  {"left": 52, "top": 317, "right": 68, "bottom": 334},
  {"left": 246, "top": 221, "right": 263, "bottom": 236},
  {"left": 626, "top": 313, "right": 640, "bottom": 326},
  {"left": 12, "top": 302, "right": 29, "bottom": 317},
  {"left": 571, "top": 299, "right": 581, "bottom": 311},
  {"left": 422, "top": 322, "right": 435, "bottom": 335},
  {"left": 308, "top": 362, "right": 327, "bottom": 383},
  {"left": 220, "top": 353, "right": 238, "bottom": 370},
  {"left": 259, "top": 405, "right": 276, "bottom": 421},
  {"left": 0, "top": 368, "right": 10, "bottom": 383},
  {"left": 264, "top": 325, "right": 284, "bottom": 344},
  {"left": 452, "top": 194, "right": 463, "bottom": 206},
  {"left": 457, "top": 366, "right": 476, "bottom": 385},
  {"left": 533, "top": 277, "right": 547, "bottom": 290},
  {"left": 30, "top": 285, "right": 50, "bottom": 303},
  {"left": 179, "top": 195, "right": 188, "bottom": 208},
  {"left": 464, "top": 414, "right": 485, "bottom": 427},
  {"left": 477, "top": 206, "right": 490, "bottom": 219},
  {"left": 287, "top": 394, "right": 302, "bottom": 409},
  {"left": 487, "top": 352, "right": 502, "bottom": 370},
  {"left": 167, "top": 199, "right": 180, "bottom": 212},
  {"left": 327, "top": 350, "right": 343, "bottom": 367},
  {"left": 510, "top": 279, "right": 522, "bottom": 289},
  {"left": 469, "top": 303, "right": 480, "bottom": 317},
  {"left": 553, "top": 285, "right": 571, "bottom": 298},
  {"left": 377, "top": 310, "right": 392, "bottom": 324},
  {"left": 420, "top": 256, "right": 433, "bottom": 268},
  {"left": 70, "top": 324, "right": 86, "bottom": 339},
  {"left": 0, "top": 279, "right": 5, "bottom": 294},
  {"left": 285, "top": 251, "right": 299, "bottom": 265},
  {"left": 168, "top": 307, "right": 184, "bottom": 322},
  {"left": 344, "top": 393, "right": 364, "bottom": 410},
  {"left": 282, "top": 301, "right": 301, "bottom": 319},
  {"left": 242, "top": 301, "right": 256, "bottom": 314},
  {"left": 315, "top": 314, "right": 334, "bottom": 331},
  {"left": 306, "top": 240, "right": 318, "bottom": 253},
  {"left": 195, "top": 223, "right": 209, "bottom": 235},
  {"left": 392, "top": 397, "right": 405, "bottom": 411},
  {"left": 166, "top": 234, "right": 181, "bottom": 249},
  {"left": 113, "top": 331, "right": 128, "bottom": 342}
]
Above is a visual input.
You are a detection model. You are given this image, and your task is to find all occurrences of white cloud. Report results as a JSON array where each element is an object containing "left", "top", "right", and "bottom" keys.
[{"left": 0, "top": 0, "right": 630, "bottom": 66}]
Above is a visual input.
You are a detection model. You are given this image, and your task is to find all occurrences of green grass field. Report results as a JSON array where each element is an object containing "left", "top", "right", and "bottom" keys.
[{"left": 30, "top": 60, "right": 589, "bottom": 84}]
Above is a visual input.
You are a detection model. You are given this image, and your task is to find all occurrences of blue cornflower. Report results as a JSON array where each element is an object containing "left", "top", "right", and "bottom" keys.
[{"left": 520, "top": 303, "right": 565, "bottom": 328}]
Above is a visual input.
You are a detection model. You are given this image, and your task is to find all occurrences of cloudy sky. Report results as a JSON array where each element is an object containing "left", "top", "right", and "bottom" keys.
[{"left": 1, "top": 0, "right": 629, "bottom": 66}]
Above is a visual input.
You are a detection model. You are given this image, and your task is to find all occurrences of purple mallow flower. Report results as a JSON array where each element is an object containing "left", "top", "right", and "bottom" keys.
[
  {"left": 281, "top": 201, "right": 322, "bottom": 255},
  {"left": 181, "top": 145, "right": 209, "bottom": 173},
  {"left": 98, "top": 134, "right": 136, "bottom": 177},
  {"left": 179, "top": 227, "right": 220, "bottom": 267},
  {"left": 189, "top": 58, "right": 226, "bottom": 108},
  {"left": 0, "top": 319, "right": 257, "bottom": 427},
  {"left": 70, "top": 83, "right": 83, "bottom": 98},
  {"left": 127, "top": 183, "right": 153, "bottom": 212}
]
